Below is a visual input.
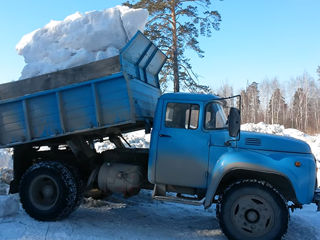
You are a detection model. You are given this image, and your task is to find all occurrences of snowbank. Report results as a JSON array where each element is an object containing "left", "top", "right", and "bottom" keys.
[
  {"left": 0, "top": 149, "right": 13, "bottom": 196},
  {"left": 0, "top": 149, "right": 13, "bottom": 169},
  {"left": 0, "top": 195, "right": 19, "bottom": 218},
  {"left": 16, "top": 6, "right": 148, "bottom": 79},
  {"left": 0, "top": 168, "right": 13, "bottom": 195},
  {"left": 95, "top": 130, "right": 150, "bottom": 153},
  {"left": 0, "top": 151, "right": 18, "bottom": 218}
]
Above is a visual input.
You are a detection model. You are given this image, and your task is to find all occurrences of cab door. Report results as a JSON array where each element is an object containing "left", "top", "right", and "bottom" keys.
[{"left": 155, "top": 101, "right": 210, "bottom": 188}]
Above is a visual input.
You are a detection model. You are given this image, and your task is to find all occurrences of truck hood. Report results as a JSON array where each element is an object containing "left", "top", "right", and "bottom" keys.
[{"left": 237, "top": 131, "right": 311, "bottom": 154}]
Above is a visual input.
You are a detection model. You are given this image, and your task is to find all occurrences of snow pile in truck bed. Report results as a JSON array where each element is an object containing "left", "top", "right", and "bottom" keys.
[{"left": 16, "top": 6, "right": 148, "bottom": 79}]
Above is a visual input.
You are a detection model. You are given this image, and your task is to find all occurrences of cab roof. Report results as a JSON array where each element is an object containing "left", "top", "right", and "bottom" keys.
[{"left": 160, "top": 93, "right": 220, "bottom": 102}]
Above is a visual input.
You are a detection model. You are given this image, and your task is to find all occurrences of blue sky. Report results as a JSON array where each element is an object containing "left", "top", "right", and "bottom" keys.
[{"left": 0, "top": 0, "right": 319, "bottom": 92}]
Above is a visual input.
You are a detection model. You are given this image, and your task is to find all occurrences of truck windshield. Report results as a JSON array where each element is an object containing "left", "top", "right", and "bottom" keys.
[{"left": 204, "top": 102, "right": 228, "bottom": 130}]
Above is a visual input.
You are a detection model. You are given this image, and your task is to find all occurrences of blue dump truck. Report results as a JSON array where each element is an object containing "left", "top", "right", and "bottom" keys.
[{"left": 1, "top": 32, "right": 318, "bottom": 240}]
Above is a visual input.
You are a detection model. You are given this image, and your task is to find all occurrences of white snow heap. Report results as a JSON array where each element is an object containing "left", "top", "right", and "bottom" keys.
[
  {"left": 95, "top": 130, "right": 150, "bottom": 153},
  {"left": 0, "top": 195, "right": 19, "bottom": 218},
  {"left": 0, "top": 149, "right": 13, "bottom": 169},
  {"left": 16, "top": 6, "right": 149, "bottom": 79}
]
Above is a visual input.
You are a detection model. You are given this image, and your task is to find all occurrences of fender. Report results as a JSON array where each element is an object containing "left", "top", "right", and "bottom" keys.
[{"left": 204, "top": 148, "right": 316, "bottom": 208}]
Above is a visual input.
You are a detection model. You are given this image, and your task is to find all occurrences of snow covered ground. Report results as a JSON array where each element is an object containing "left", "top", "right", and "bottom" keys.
[
  {"left": 0, "top": 123, "right": 319, "bottom": 239},
  {"left": 0, "top": 191, "right": 319, "bottom": 240}
]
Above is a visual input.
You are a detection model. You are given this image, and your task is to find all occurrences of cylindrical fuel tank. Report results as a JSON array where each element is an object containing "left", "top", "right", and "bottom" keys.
[{"left": 97, "top": 162, "right": 142, "bottom": 197}]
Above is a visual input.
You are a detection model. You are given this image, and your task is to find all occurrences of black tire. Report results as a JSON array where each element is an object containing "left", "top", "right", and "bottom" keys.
[
  {"left": 217, "top": 180, "right": 289, "bottom": 240},
  {"left": 64, "top": 163, "right": 85, "bottom": 211},
  {"left": 19, "top": 161, "right": 77, "bottom": 221}
]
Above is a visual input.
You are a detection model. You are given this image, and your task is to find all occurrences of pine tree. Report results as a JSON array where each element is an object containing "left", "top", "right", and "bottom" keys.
[
  {"left": 124, "top": 0, "right": 221, "bottom": 92},
  {"left": 246, "top": 82, "right": 260, "bottom": 123},
  {"left": 240, "top": 89, "right": 249, "bottom": 123},
  {"left": 317, "top": 66, "right": 320, "bottom": 81},
  {"left": 239, "top": 82, "right": 261, "bottom": 124},
  {"left": 292, "top": 88, "right": 305, "bottom": 130},
  {"left": 268, "top": 88, "right": 287, "bottom": 125}
]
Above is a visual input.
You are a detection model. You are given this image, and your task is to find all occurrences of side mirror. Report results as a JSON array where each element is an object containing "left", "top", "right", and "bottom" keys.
[{"left": 228, "top": 107, "right": 240, "bottom": 137}]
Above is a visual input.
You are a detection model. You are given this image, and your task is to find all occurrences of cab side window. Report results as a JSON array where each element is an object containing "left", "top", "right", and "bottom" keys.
[
  {"left": 205, "top": 103, "right": 227, "bottom": 129},
  {"left": 165, "top": 103, "right": 199, "bottom": 130}
]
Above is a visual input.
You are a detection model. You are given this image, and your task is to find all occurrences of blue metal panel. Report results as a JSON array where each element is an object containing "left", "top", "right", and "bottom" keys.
[
  {"left": 129, "top": 79, "right": 161, "bottom": 120},
  {"left": 95, "top": 77, "right": 133, "bottom": 125},
  {"left": 140, "top": 46, "right": 158, "bottom": 84},
  {"left": 121, "top": 32, "right": 151, "bottom": 79},
  {"left": 91, "top": 83, "right": 102, "bottom": 127},
  {"left": 136, "top": 43, "right": 153, "bottom": 82},
  {"left": 204, "top": 144, "right": 316, "bottom": 206},
  {"left": 120, "top": 31, "right": 167, "bottom": 88},
  {"left": 28, "top": 93, "right": 62, "bottom": 139},
  {"left": 154, "top": 99, "right": 210, "bottom": 188},
  {"left": 56, "top": 92, "right": 66, "bottom": 133},
  {"left": 0, "top": 73, "right": 135, "bottom": 147},
  {"left": 148, "top": 99, "right": 163, "bottom": 183},
  {"left": 145, "top": 48, "right": 166, "bottom": 87},
  {"left": 60, "top": 85, "right": 96, "bottom": 132},
  {"left": 22, "top": 100, "right": 31, "bottom": 140},
  {"left": 0, "top": 101, "right": 26, "bottom": 144}
]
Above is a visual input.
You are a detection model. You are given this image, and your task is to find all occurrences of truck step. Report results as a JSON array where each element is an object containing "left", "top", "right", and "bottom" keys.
[{"left": 153, "top": 195, "right": 204, "bottom": 206}]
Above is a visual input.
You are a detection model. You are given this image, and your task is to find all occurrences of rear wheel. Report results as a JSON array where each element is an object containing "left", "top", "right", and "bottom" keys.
[
  {"left": 217, "top": 180, "right": 289, "bottom": 240},
  {"left": 20, "top": 161, "right": 77, "bottom": 221}
]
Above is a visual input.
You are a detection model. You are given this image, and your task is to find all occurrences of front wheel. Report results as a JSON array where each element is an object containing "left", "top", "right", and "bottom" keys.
[{"left": 217, "top": 180, "right": 289, "bottom": 240}]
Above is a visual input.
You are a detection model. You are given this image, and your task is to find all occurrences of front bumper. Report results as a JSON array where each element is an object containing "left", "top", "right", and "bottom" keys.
[{"left": 313, "top": 189, "right": 320, "bottom": 211}]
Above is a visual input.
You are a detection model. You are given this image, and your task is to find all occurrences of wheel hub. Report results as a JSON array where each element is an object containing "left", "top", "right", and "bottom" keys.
[
  {"left": 29, "top": 174, "right": 60, "bottom": 211},
  {"left": 42, "top": 184, "right": 55, "bottom": 198},
  {"left": 231, "top": 194, "right": 274, "bottom": 237},
  {"left": 245, "top": 209, "right": 259, "bottom": 223}
]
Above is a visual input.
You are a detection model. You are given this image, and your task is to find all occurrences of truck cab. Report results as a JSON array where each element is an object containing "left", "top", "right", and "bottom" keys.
[{"left": 148, "top": 93, "right": 318, "bottom": 240}]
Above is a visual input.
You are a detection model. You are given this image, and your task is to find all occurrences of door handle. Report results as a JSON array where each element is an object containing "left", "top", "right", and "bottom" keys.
[{"left": 159, "top": 134, "right": 171, "bottom": 138}]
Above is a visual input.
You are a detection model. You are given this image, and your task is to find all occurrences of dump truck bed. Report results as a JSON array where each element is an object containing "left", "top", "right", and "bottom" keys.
[
  {"left": 0, "top": 56, "right": 121, "bottom": 101},
  {"left": 0, "top": 32, "right": 166, "bottom": 148}
]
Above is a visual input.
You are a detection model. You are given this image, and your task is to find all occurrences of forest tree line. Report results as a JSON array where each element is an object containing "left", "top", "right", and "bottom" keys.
[{"left": 215, "top": 70, "right": 320, "bottom": 134}]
